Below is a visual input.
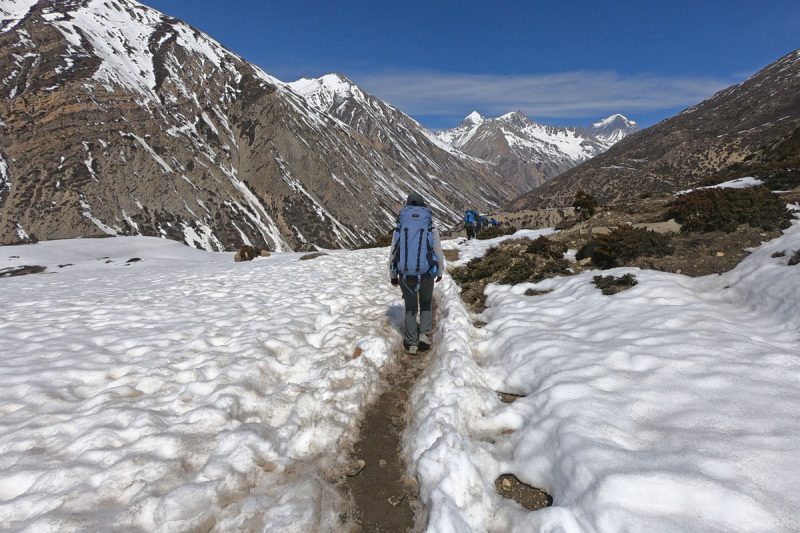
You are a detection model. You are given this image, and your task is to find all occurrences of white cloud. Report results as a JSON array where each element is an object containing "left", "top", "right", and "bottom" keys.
[{"left": 351, "top": 69, "right": 738, "bottom": 121}]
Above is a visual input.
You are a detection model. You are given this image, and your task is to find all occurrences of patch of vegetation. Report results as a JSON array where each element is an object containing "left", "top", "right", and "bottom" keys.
[
  {"left": 666, "top": 187, "right": 791, "bottom": 233},
  {"left": 572, "top": 190, "right": 598, "bottom": 220},
  {"left": 554, "top": 216, "right": 580, "bottom": 231},
  {"left": 525, "top": 236, "right": 567, "bottom": 259},
  {"left": 476, "top": 225, "right": 517, "bottom": 240},
  {"left": 760, "top": 169, "right": 800, "bottom": 191},
  {"left": 593, "top": 273, "right": 638, "bottom": 295},
  {"left": 580, "top": 226, "right": 674, "bottom": 269},
  {"left": 789, "top": 250, "right": 800, "bottom": 266},
  {"left": 450, "top": 237, "right": 569, "bottom": 309}
]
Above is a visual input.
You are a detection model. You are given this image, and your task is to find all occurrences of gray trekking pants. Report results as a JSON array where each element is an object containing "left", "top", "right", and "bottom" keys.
[{"left": 400, "top": 276, "right": 434, "bottom": 347}]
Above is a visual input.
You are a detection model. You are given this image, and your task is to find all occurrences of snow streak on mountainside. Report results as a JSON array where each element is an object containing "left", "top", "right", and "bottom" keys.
[
  {"left": 436, "top": 111, "right": 638, "bottom": 192},
  {"left": 0, "top": 0, "right": 515, "bottom": 250}
]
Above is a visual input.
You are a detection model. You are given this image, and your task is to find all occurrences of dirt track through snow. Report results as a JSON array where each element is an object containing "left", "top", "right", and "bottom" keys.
[{"left": 343, "top": 328, "right": 432, "bottom": 531}]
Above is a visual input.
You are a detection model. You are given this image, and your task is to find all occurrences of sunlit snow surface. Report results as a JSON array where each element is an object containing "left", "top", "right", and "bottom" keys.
[
  {"left": 0, "top": 238, "right": 401, "bottom": 531},
  {"left": 677, "top": 176, "right": 765, "bottom": 195},
  {"left": 410, "top": 218, "right": 800, "bottom": 532}
]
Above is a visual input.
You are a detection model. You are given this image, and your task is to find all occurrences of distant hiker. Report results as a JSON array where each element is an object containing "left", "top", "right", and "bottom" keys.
[
  {"left": 464, "top": 209, "right": 477, "bottom": 240},
  {"left": 390, "top": 192, "right": 445, "bottom": 354},
  {"left": 476, "top": 213, "right": 484, "bottom": 236},
  {"left": 490, "top": 217, "right": 499, "bottom": 227}
]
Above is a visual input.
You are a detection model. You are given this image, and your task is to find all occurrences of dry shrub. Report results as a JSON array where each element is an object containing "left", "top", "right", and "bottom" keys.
[
  {"left": 666, "top": 187, "right": 791, "bottom": 233},
  {"left": 581, "top": 226, "right": 673, "bottom": 269},
  {"left": 572, "top": 190, "right": 598, "bottom": 219},
  {"left": 476, "top": 225, "right": 517, "bottom": 240},
  {"left": 450, "top": 237, "right": 569, "bottom": 309},
  {"left": 593, "top": 273, "right": 638, "bottom": 295}
]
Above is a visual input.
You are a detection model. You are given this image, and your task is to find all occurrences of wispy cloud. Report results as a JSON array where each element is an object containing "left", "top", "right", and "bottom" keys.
[{"left": 351, "top": 69, "right": 739, "bottom": 123}]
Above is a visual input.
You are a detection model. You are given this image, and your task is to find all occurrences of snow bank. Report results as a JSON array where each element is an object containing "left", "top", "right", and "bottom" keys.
[
  {"left": 677, "top": 176, "right": 764, "bottom": 195},
  {"left": 0, "top": 238, "right": 402, "bottom": 531},
  {"left": 411, "top": 220, "right": 800, "bottom": 531},
  {"left": 443, "top": 228, "right": 556, "bottom": 267}
]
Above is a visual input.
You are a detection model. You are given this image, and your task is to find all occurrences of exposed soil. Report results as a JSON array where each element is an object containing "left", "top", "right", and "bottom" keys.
[
  {"left": 495, "top": 474, "right": 552, "bottom": 511},
  {"left": 497, "top": 392, "right": 525, "bottom": 404},
  {"left": 343, "top": 346, "right": 429, "bottom": 532},
  {"left": 299, "top": 252, "right": 329, "bottom": 261},
  {"left": 442, "top": 249, "right": 459, "bottom": 263}
]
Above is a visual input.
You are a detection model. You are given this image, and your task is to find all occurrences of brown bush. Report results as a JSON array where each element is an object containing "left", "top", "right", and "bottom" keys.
[
  {"left": 450, "top": 237, "right": 569, "bottom": 309},
  {"left": 476, "top": 225, "right": 517, "bottom": 240},
  {"left": 593, "top": 273, "right": 638, "bottom": 295},
  {"left": 665, "top": 187, "right": 791, "bottom": 233},
  {"left": 581, "top": 226, "right": 673, "bottom": 269},
  {"left": 572, "top": 190, "right": 598, "bottom": 219}
]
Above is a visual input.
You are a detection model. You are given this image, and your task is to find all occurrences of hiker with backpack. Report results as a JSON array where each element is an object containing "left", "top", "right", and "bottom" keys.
[
  {"left": 390, "top": 192, "right": 445, "bottom": 355},
  {"left": 464, "top": 209, "right": 477, "bottom": 240}
]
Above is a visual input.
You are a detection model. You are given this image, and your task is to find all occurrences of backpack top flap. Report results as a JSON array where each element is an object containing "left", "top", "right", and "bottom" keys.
[{"left": 396, "top": 205, "right": 434, "bottom": 276}]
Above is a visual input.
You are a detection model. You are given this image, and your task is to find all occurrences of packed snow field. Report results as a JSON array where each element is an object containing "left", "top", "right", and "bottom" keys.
[
  {"left": 411, "top": 219, "right": 800, "bottom": 531},
  {"left": 2, "top": 216, "right": 800, "bottom": 531},
  {"left": 0, "top": 238, "right": 402, "bottom": 531}
]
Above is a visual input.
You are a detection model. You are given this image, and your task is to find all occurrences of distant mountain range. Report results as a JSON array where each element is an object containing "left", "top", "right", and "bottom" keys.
[
  {"left": 511, "top": 49, "right": 800, "bottom": 210},
  {"left": 435, "top": 111, "right": 638, "bottom": 191},
  {"left": 0, "top": 0, "right": 515, "bottom": 250}
]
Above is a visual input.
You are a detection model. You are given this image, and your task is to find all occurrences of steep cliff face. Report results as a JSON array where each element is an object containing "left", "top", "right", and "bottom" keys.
[
  {"left": 0, "top": 0, "right": 514, "bottom": 250},
  {"left": 510, "top": 50, "right": 800, "bottom": 210}
]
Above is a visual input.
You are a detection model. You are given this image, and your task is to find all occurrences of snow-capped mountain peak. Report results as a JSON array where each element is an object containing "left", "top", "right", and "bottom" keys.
[
  {"left": 435, "top": 110, "right": 639, "bottom": 191},
  {"left": 463, "top": 111, "right": 484, "bottom": 125},
  {"left": 591, "top": 113, "right": 636, "bottom": 129},
  {"left": 287, "top": 73, "right": 365, "bottom": 112},
  {"left": 590, "top": 113, "right": 639, "bottom": 143}
]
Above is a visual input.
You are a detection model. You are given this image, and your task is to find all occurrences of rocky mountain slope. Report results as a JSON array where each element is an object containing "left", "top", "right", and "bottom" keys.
[
  {"left": 436, "top": 111, "right": 638, "bottom": 192},
  {"left": 0, "top": 0, "right": 514, "bottom": 250},
  {"left": 510, "top": 49, "right": 800, "bottom": 210}
]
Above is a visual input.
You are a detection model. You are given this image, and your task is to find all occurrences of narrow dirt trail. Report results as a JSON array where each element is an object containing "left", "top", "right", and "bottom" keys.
[{"left": 344, "top": 345, "right": 429, "bottom": 532}]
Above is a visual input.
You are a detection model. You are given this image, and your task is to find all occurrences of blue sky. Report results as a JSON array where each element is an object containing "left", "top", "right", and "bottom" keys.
[{"left": 145, "top": 0, "right": 799, "bottom": 129}]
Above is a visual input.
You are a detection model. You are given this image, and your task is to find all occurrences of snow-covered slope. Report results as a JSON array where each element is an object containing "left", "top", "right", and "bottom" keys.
[
  {"left": 436, "top": 111, "right": 638, "bottom": 192},
  {"left": 409, "top": 212, "right": 800, "bottom": 532},
  {"left": 0, "top": 0, "right": 514, "bottom": 251},
  {"left": 0, "top": 238, "right": 402, "bottom": 531}
]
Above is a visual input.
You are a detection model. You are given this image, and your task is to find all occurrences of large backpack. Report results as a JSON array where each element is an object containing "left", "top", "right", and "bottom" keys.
[
  {"left": 464, "top": 210, "right": 476, "bottom": 224},
  {"left": 392, "top": 205, "right": 438, "bottom": 287}
]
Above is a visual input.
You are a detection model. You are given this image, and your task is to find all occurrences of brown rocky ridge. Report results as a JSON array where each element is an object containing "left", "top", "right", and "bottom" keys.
[{"left": 509, "top": 49, "right": 800, "bottom": 211}]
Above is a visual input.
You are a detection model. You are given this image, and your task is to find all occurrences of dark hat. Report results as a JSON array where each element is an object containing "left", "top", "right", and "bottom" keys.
[{"left": 406, "top": 192, "right": 426, "bottom": 207}]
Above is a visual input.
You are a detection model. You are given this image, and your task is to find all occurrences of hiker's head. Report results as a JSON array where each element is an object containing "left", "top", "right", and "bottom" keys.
[{"left": 406, "top": 192, "right": 426, "bottom": 207}]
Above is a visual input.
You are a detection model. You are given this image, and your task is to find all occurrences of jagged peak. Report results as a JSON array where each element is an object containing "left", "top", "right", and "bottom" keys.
[{"left": 499, "top": 110, "right": 528, "bottom": 122}]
